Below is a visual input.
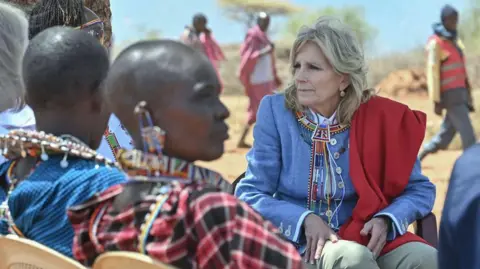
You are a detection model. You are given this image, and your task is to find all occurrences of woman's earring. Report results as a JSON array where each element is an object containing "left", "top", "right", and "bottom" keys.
[{"left": 340, "top": 90, "right": 346, "bottom": 97}]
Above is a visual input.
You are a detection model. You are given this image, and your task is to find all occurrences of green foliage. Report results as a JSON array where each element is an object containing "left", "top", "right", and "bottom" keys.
[
  {"left": 217, "top": 0, "right": 301, "bottom": 29},
  {"left": 284, "top": 6, "right": 378, "bottom": 49},
  {"left": 459, "top": 0, "right": 480, "bottom": 54}
]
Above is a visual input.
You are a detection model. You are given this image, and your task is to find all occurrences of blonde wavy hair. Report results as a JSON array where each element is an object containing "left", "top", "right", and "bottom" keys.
[{"left": 284, "top": 16, "right": 375, "bottom": 125}]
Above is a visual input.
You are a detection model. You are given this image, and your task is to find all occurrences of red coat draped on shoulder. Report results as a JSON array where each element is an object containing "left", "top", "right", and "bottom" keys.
[{"left": 338, "top": 96, "right": 429, "bottom": 255}]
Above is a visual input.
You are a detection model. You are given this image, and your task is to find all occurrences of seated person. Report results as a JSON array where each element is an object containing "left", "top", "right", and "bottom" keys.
[
  {"left": 439, "top": 142, "right": 480, "bottom": 269},
  {"left": 0, "top": 27, "right": 126, "bottom": 257},
  {"left": 67, "top": 39, "right": 303, "bottom": 269},
  {"left": 0, "top": 2, "right": 35, "bottom": 165},
  {"left": 28, "top": 0, "right": 134, "bottom": 160},
  {"left": 235, "top": 17, "right": 437, "bottom": 269}
]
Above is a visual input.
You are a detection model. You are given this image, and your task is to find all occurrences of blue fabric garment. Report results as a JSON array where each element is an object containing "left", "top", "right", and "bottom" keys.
[
  {"left": 234, "top": 94, "right": 436, "bottom": 253},
  {"left": 0, "top": 156, "right": 127, "bottom": 257},
  {"left": 433, "top": 22, "right": 457, "bottom": 40},
  {"left": 439, "top": 143, "right": 480, "bottom": 269}
]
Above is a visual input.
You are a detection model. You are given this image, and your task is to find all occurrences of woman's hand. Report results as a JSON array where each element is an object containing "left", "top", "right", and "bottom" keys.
[
  {"left": 303, "top": 214, "right": 339, "bottom": 264},
  {"left": 360, "top": 217, "right": 390, "bottom": 258}
]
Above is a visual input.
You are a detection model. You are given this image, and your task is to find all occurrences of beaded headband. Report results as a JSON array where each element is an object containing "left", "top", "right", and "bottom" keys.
[{"left": 75, "top": 7, "right": 105, "bottom": 43}]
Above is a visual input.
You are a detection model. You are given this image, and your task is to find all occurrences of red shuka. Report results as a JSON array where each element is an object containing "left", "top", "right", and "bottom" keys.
[{"left": 338, "top": 96, "right": 429, "bottom": 255}]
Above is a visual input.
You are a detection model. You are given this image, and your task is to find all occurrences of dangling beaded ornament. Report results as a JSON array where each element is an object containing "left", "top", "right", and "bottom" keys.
[
  {"left": 60, "top": 152, "right": 69, "bottom": 168},
  {"left": 134, "top": 101, "right": 166, "bottom": 158},
  {"left": 40, "top": 143, "right": 49, "bottom": 161},
  {"left": 116, "top": 101, "right": 231, "bottom": 192}
]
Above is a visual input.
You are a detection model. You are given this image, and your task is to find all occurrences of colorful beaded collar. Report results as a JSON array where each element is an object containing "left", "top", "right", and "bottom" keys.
[
  {"left": 116, "top": 148, "right": 231, "bottom": 192},
  {"left": 295, "top": 111, "right": 349, "bottom": 134}
]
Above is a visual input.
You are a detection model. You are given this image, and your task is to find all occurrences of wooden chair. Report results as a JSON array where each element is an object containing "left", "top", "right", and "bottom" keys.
[
  {"left": 93, "top": 251, "right": 177, "bottom": 269},
  {"left": 231, "top": 172, "right": 438, "bottom": 248},
  {"left": 0, "top": 234, "right": 86, "bottom": 269}
]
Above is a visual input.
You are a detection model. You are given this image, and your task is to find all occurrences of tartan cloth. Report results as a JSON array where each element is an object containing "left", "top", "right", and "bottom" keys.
[{"left": 68, "top": 181, "right": 303, "bottom": 269}]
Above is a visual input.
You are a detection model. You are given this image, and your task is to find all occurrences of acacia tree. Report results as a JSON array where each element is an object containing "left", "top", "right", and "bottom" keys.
[
  {"left": 460, "top": 0, "right": 480, "bottom": 54},
  {"left": 217, "top": 0, "right": 300, "bottom": 30},
  {"left": 6, "top": 0, "right": 113, "bottom": 48}
]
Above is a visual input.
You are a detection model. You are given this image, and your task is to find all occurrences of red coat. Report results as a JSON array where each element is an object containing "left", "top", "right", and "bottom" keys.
[{"left": 338, "top": 96, "right": 428, "bottom": 255}]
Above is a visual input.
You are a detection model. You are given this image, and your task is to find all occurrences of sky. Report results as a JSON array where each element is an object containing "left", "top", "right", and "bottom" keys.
[{"left": 110, "top": 0, "right": 466, "bottom": 56}]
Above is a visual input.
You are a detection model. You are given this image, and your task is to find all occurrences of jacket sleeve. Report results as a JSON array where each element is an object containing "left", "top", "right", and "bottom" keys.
[
  {"left": 439, "top": 148, "right": 480, "bottom": 269},
  {"left": 374, "top": 159, "right": 436, "bottom": 240},
  {"left": 235, "top": 96, "right": 313, "bottom": 244},
  {"left": 426, "top": 39, "right": 441, "bottom": 104}
]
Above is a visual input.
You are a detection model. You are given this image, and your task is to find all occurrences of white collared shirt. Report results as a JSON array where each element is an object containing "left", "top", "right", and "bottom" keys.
[{"left": 309, "top": 108, "right": 338, "bottom": 125}]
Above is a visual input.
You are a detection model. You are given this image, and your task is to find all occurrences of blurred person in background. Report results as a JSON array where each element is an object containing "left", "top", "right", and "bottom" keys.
[
  {"left": 181, "top": 13, "right": 226, "bottom": 93},
  {"left": 237, "top": 12, "right": 282, "bottom": 148},
  {"left": 419, "top": 4, "right": 476, "bottom": 161}
]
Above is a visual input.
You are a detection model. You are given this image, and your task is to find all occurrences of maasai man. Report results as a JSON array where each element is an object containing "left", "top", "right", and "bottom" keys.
[
  {"left": 0, "top": 27, "right": 126, "bottom": 257},
  {"left": 67, "top": 40, "right": 303, "bottom": 269},
  {"left": 419, "top": 5, "right": 476, "bottom": 161},
  {"left": 0, "top": 3, "right": 35, "bottom": 165},
  {"left": 181, "top": 13, "right": 226, "bottom": 93},
  {"left": 28, "top": 0, "right": 133, "bottom": 161},
  {"left": 237, "top": 12, "right": 282, "bottom": 148}
]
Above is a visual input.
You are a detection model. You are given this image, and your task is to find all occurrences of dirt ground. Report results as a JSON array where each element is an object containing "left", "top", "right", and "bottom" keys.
[{"left": 197, "top": 93, "right": 471, "bottom": 227}]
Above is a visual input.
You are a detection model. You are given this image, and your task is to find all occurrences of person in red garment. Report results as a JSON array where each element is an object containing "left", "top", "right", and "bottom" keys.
[
  {"left": 67, "top": 39, "right": 303, "bottom": 269},
  {"left": 235, "top": 16, "right": 437, "bottom": 269},
  {"left": 236, "top": 12, "right": 282, "bottom": 148},
  {"left": 181, "top": 13, "right": 226, "bottom": 93}
]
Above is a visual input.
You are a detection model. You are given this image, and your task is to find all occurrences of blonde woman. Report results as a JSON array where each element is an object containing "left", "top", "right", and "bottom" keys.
[
  {"left": 0, "top": 2, "right": 35, "bottom": 165},
  {"left": 235, "top": 17, "right": 437, "bottom": 269}
]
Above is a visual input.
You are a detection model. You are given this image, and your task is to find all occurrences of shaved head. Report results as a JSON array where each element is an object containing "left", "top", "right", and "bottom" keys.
[
  {"left": 23, "top": 26, "right": 111, "bottom": 148},
  {"left": 24, "top": 26, "right": 109, "bottom": 110},
  {"left": 105, "top": 39, "right": 214, "bottom": 124},
  {"left": 105, "top": 39, "right": 229, "bottom": 162},
  {"left": 256, "top": 12, "right": 270, "bottom": 31}
]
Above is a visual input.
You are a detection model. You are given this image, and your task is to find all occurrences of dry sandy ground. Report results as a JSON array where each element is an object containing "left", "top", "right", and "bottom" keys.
[{"left": 198, "top": 93, "right": 468, "bottom": 227}]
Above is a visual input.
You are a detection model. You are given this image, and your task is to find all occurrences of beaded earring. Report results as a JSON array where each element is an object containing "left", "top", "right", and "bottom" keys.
[{"left": 134, "top": 101, "right": 166, "bottom": 156}]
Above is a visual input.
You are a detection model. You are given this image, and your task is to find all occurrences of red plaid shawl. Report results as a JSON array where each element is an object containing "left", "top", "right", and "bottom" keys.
[{"left": 68, "top": 181, "right": 303, "bottom": 269}]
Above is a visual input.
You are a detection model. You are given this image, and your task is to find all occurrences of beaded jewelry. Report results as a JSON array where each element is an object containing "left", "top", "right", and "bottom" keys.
[
  {"left": 118, "top": 101, "right": 228, "bottom": 188},
  {"left": 121, "top": 101, "right": 230, "bottom": 254},
  {"left": 296, "top": 111, "right": 349, "bottom": 226},
  {"left": 0, "top": 129, "right": 117, "bottom": 236},
  {"left": 0, "top": 130, "right": 116, "bottom": 168}
]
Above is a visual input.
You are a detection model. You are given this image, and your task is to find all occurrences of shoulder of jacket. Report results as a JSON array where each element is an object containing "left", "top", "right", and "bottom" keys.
[{"left": 426, "top": 36, "right": 440, "bottom": 50}]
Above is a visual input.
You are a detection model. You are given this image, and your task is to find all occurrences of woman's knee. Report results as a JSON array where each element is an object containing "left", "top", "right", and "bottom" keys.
[
  {"left": 378, "top": 242, "right": 437, "bottom": 269},
  {"left": 320, "top": 240, "right": 378, "bottom": 269}
]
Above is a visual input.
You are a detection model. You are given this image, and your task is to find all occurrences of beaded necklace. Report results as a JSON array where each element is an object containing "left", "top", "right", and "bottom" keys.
[
  {"left": 117, "top": 101, "right": 230, "bottom": 255},
  {"left": 0, "top": 130, "right": 116, "bottom": 167},
  {"left": 0, "top": 129, "right": 117, "bottom": 237},
  {"left": 296, "top": 111, "right": 348, "bottom": 225}
]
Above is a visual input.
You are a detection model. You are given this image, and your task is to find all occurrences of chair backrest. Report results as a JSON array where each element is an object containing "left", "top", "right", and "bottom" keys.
[
  {"left": 92, "top": 252, "right": 177, "bottom": 269},
  {"left": 0, "top": 234, "right": 86, "bottom": 269},
  {"left": 230, "top": 172, "right": 245, "bottom": 195}
]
